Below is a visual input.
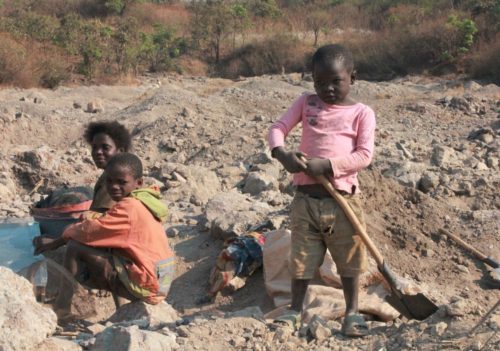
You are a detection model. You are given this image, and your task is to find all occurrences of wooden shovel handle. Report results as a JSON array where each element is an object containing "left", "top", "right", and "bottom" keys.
[
  {"left": 312, "top": 173, "right": 385, "bottom": 266},
  {"left": 439, "top": 229, "right": 489, "bottom": 261}
]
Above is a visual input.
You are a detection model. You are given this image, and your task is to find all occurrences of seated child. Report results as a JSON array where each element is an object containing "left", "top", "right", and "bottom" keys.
[{"left": 33, "top": 153, "right": 174, "bottom": 321}]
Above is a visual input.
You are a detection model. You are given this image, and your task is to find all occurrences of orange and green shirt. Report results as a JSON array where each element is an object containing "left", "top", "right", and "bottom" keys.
[{"left": 62, "top": 196, "right": 174, "bottom": 304}]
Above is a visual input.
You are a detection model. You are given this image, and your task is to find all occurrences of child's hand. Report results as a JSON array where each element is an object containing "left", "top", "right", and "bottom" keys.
[
  {"left": 33, "top": 235, "right": 55, "bottom": 255},
  {"left": 33, "top": 235, "right": 64, "bottom": 255},
  {"left": 304, "top": 158, "right": 332, "bottom": 177},
  {"left": 272, "top": 147, "right": 307, "bottom": 173}
]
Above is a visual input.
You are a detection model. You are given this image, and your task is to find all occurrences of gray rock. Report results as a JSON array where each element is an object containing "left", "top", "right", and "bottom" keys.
[
  {"left": 0, "top": 267, "right": 57, "bottom": 351},
  {"left": 230, "top": 336, "right": 246, "bottom": 347},
  {"left": 486, "top": 156, "right": 498, "bottom": 169},
  {"left": 431, "top": 145, "right": 457, "bottom": 167},
  {"left": 418, "top": 172, "right": 439, "bottom": 193},
  {"left": 446, "top": 298, "right": 469, "bottom": 317},
  {"left": 382, "top": 161, "right": 427, "bottom": 188},
  {"left": 18, "top": 146, "right": 59, "bottom": 171},
  {"left": 165, "top": 227, "right": 179, "bottom": 238},
  {"left": 86, "top": 100, "right": 104, "bottom": 113},
  {"left": 243, "top": 172, "right": 278, "bottom": 195},
  {"left": 107, "top": 301, "right": 179, "bottom": 330},
  {"left": 395, "top": 142, "right": 414, "bottom": 159},
  {"left": 205, "top": 191, "right": 271, "bottom": 239},
  {"left": 86, "top": 323, "right": 107, "bottom": 335},
  {"left": 464, "top": 80, "right": 482, "bottom": 91},
  {"left": 162, "top": 163, "right": 221, "bottom": 205},
  {"left": 307, "top": 315, "right": 331, "bottom": 341},
  {"left": 431, "top": 321, "right": 448, "bottom": 336},
  {"left": 90, "top": 325, "right": 178, "bottom": 351},
  {"left": 176, "top": 325, "right": 190, "bottom": 337}
]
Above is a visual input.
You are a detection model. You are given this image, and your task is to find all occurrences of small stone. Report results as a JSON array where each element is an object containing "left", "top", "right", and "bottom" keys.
[
  {"left": 73, "top": 102, "right": 82, "bottom": 109},
  {"left": 166, "top": 227, "right": 179, "bottom": 238},
  {"left": 308, "top": 315, "right": 331, "bottom": 341},
  {"left": 431, "top": 321, "right": 448, "bottom": 336},
  {"left": 86, "top": 323, "right": 106, "bottom": 335},
  {"left": 446, "top": 298, "right": 469, "bottom": 317},
  {"left": 475, "top": 162, "right": 488, "bottom": 171},
  {"left": 486, "top": 156, "right": 498, "bottom": 168},
  {"left": 273, "top": 327, "right": 291, "bottom": 343},
  {"left": 177, "top": 325, "right": 190, "bottom": 337},
  {"left": 180, "top": 107, "right": 192, "bottom": 117},
  {"left": 488, "top": 314, "right": 500, "bottom": 329},
  {"left": 422, "top": 249, "right": 434, "bottom": 257},
  {"left": 471, "top": 340, "right": 482, "bottom": 351},
  {"left": 230, "top": 336, "right": 246, "bottom": 347},
  {"left": 86, "top": 100, "right": 104, "bottom": 113},
  {"left": 456, "top": 264, "right": 469, "bottom": 274}
]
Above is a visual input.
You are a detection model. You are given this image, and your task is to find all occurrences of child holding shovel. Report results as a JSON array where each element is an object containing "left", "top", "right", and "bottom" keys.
[{"left": 268, "top": 44, "right": 376, "bottom": 337}]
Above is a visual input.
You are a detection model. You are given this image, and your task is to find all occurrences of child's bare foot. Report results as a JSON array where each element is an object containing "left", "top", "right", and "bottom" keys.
[{"left": 53, "top": 308, "right": 78, "bottom": 326}]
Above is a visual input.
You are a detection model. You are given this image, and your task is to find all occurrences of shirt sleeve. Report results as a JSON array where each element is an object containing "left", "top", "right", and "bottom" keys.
[
  {"left": 268, "top": 94, "right": 306, "bottom": 150},
  {"left": 62, "top": 200, "right": 131, "bottom": 248},
  {"left": 329, "top": 106, "right": 376, "bottom": 178}
]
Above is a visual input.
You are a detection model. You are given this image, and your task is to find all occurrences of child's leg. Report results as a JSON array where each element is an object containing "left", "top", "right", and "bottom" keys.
[
  {"left": 325, "top": 194, "right": 368, "bottom": 336},
  {"left": 340, "top": 275, "right": 360, "bottom": 315},
  {"left": 291, "top": 279, "right": 311, "bottom": 312},
  {"left": 54, "top": 240, "right": 136, "bottom": 317},
  {"left": 289, "top": 193, "right": 326, "bottom": 312}
]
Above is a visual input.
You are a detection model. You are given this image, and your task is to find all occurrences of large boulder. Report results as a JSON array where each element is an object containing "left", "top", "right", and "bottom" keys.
[
  {"left": 161, "top": 163, "right": 221, "bottom": 205},
  {"left": 205, "top": 190, "right": 272, "bottom": 239},
  {"left": 89, "top": 325, "right": 178, "bottom": 351},
  {"left": 0, "top": 267, "right": 57, "bottom": 351},
  {"left": 430, "top": 145, "right": 460, "bottom": 167}
]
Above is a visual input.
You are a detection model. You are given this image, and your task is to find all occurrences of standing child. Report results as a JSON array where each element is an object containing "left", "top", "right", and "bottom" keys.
[
  {"left": 34, "top": 153, "right": 175, "bottom": 322},
  {"left": 268, "top": 44, "right": 375, "bottom": 337}
]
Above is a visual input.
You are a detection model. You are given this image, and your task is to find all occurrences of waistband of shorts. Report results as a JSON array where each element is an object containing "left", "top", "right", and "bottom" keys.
[{"left": 296, "top": 185, "right": 352, "bottom": 199}]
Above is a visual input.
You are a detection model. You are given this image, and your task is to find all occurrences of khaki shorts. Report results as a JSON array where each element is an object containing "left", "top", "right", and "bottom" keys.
[{"left": 290, "top": 191, "right": 368, "bottom": 279}]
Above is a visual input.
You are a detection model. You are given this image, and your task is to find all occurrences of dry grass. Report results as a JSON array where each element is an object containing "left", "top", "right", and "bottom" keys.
[
  {"left": 467, "top": 35, "right": 500, "bottom": 84},
  {"left": 0, "top": 33, "right": 36, "bottom": 87},
  {"left": 217, "top": 34, "right": 310, "bottom": 78},
  {"left": 125, "top": 3, "right": 190, "bottom": 34}
]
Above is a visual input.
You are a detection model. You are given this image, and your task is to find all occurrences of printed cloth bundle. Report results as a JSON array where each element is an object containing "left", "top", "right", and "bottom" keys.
[{"left": 208, "top": 232, "right": 266, "bottom": 296}]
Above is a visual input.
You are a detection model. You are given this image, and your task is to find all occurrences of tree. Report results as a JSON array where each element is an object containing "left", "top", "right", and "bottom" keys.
[
  {"left": 305, "top": 9, "right": 331, "bottom": 46},
  {"left": 190, "top": 0, "right": 234, "bottom": 63},
  {"left": 230, "top": 3, "right": 251, "bottom": 49}
]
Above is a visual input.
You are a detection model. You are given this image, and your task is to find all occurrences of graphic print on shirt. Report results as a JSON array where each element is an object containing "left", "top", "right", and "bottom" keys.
[{"left": 305, "top": 95, "right": 321, "bottom": 126}]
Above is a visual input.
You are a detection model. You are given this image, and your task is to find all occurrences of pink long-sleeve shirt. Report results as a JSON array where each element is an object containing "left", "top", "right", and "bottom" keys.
[{"left": 268, "top": 93, "right": 376, "bottom": 194}]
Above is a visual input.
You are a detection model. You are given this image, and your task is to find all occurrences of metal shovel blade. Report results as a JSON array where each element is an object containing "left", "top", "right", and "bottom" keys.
[{"left": 379, "top": 262, "right": 439, "bottom": 320}]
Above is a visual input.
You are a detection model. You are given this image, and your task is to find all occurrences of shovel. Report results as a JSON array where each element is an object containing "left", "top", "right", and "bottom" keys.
[
  {"left": 439, "top": 229, "right": 500, "bottom": 288},
  {"left": 301, "top": 167, "right": 438, "bottom": 320}
]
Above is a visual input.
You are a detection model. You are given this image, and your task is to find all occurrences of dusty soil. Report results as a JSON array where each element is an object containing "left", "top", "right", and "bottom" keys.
[{"left": 0, "top": 73, "right": 499, "bottom": 350}]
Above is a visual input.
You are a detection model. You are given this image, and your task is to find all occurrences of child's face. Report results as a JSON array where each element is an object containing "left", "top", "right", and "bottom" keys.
[
  {"left": 313, "top": 60, "right": 354, "bottom": 105},
  {"left": 105, "top": 165, "right": 143, "bottom": 202},
  {"left": 91, "top": 133, "right": 121, "bottom": 169}
]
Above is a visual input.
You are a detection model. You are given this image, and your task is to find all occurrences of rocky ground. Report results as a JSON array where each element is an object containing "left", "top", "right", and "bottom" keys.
[{"left": 0, "top": 73, "right": 499, "bottom": 350}]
